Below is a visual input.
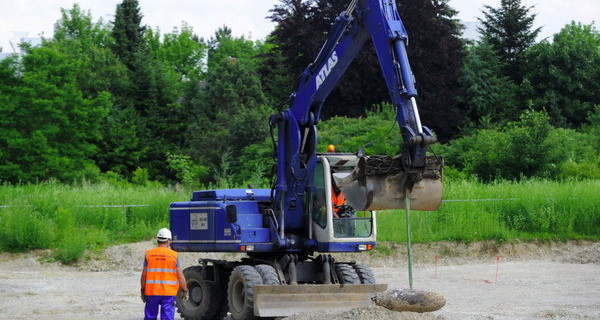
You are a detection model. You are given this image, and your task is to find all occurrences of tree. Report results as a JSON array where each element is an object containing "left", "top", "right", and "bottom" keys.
[
  {"left": 51, "top": 4, "right": 128, "bottom": 97},
  {"left": 111, "top": 0, "right": 146, "bottom": 70},
  {"left": 49, "top": 4, "right": 146, "bottom": 178},
  {"left": 187, "top": 58, "right": 270, "bottom": 165},
  {"left": 146, "top": 23, "right": 207, "bottom": 93},
  {"left": 458, "top": 41, "right": 519, "bottom": 125},
  {"left": 0, "top": 48, "right": 109, "bottom": 182},
  {"left": 397, "top": 0, "right": 466, "bottom": 140},
  {"left": 521, "top": 22, "right": 600, "bottom": 128},
  {"left": 267, "top": 0, "right": 465, "bottom": 140},
  {"left": 258, "top": 44, "right": 295, "bottom": 107},
  {"left": 186, "top": 30, "right": 271, "bottom": 181},
  {"left": 111, "top": 0, "right": 187, "bottom": 181},
  {"left": 478, "top": 0, "right": 541, "bottom": 82}
]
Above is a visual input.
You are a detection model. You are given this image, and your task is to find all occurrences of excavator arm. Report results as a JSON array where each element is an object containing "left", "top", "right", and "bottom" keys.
[{"left": 270, "top": 0, "right": 443, "bottom": 241}]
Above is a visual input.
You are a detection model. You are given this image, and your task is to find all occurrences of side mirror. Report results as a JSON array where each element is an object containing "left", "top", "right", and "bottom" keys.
[{"left": 226, "top": 205, "right": 237, "bottom": 223}]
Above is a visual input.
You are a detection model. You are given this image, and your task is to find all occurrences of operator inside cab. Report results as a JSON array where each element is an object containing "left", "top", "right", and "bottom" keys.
[{"left": 327, "top": 144, "right": 355, "bottom": 219}]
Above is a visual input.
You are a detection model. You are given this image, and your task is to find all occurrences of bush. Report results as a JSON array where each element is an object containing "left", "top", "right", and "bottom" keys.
[
  {"left": 501, "top": 110, "right": 552, "bottom": 179},
  {"left": 132, "top": 167, "right": 150, "bottom": 186},
  {"left": 318, "top": 103, "right": 400, "bottom": 155},
  {"left": 53, "top": 231, "right": 87, "bottom": 264},
  {"left": 166, "top": 153, "right": 209, "bottom": 187},
  {"left": 0, "top": 209, "right": 55, "bottom": 252},
  {"left": 559, "top": 162, "right": 600, "bottom": 180},
  {"left": 443, "top": 110, "right": 600, "bottom": 181}
]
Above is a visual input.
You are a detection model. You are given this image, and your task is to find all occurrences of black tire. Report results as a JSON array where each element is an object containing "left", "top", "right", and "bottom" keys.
[
  {"left": 176, "top": 266, "right": 224, "bottom": 320},
  {"left": 255, "top": 264, "right": 280, "bottom": 285},
  {"left": 353, "top": 264, "right": 376, "bottom": 284},
  {"left": 335, "top": 263, "right": 361, "bottom": 284},
  {"left": 228, "top": 265, "right": 263, "bottom": 320}
]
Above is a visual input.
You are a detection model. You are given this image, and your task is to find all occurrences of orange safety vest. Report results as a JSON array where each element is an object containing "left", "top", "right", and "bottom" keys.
[
  {"left": 332, "top": 188, "right": 346, "bottom": 212},
  {"left": 144, "top": 247, "right": 179, "bottom": 296}
]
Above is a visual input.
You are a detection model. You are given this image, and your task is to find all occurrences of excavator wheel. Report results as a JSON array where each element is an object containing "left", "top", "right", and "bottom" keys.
[
  {"left": 335, "top": 263, "right": 361, "bottom": 284},
  {"left": 255, "top": 264, "right": 280, "bottom": 285},
  {"left": 176, "top": 266, "right": 224, "bottom": 320},
  {"left": 353, "top": 264, "right": 376, "bottom": 284},
  {"left": 227, "top": 265, "right": 262, "bottom": 320}
]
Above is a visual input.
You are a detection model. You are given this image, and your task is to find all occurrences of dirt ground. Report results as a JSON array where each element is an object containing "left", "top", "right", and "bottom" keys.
[{"left": 0, "top": 240, "right": 598, "bottom": 320}]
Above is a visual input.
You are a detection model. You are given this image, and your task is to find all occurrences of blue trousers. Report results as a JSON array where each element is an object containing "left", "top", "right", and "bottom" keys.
[{"left": 144, "top": 295, "right": 176, "bottom": 320}]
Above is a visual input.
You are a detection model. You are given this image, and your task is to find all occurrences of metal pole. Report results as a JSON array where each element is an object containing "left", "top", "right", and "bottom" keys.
[{"left": 405, "top": 193, "right": 413, "bottom": 289}]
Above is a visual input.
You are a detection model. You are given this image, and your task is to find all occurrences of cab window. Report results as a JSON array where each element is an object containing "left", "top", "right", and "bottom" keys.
[{"left": 310, "top": 161, "right": 328, "bottom": 228}]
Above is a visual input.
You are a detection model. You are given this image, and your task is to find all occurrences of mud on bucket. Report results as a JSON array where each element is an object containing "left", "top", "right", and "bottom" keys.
[{"left": 333, "top": 155, "right": 443, "bottom": 211}]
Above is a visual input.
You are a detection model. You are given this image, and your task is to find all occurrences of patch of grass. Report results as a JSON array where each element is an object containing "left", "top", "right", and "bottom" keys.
[
  {"left": 0, "top": 181, "right": 187, "bottom": 260},
  {"left": 0, "top": 208, "right": 55, "bottom": 252},
  {"left": 376, "top": 179, "right": 600, "bottom": 243}
]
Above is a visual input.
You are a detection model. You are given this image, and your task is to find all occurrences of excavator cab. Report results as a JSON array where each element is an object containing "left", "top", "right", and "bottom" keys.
[
  {"left": 310, "top": 152, "right": 443, "bottom": 248},
  {"left": 310, "top": 155, "right": 377, "bottom": 246}
]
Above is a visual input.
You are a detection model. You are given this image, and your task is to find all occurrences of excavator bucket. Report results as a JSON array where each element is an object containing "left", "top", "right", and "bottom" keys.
[
  {"left": 334, "top": 155, "right": 443, "bottom": 211},
  {"left": 253, "top": 283, "right": 387, "bottom": 317}
]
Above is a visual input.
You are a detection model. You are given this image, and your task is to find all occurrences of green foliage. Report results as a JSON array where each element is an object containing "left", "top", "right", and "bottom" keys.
[
  {"left": 185, "top": 30, "right": 272, "bottom": 183},
  {"left": 207, "top": 26, "right": 268, "bottom": 72},
  {"left": 166, "top": 153, "right": 209, "bottom": 187},
  {"left": 522, "top": 23, "right": 600, "bottom": 128},
  {"left": 53, "top": 228, "right": 93, "bottom": 264},
  {"left": 478, "top": 0, "right": 541, "bottom": 82},
  {"left": 445, "top": 108, "right": 600, "bottom": 181},
  {"left": 458, "top": 42, "right": 519, "bottom": 124},
  {"left": 258, "top": 45, "right": 294, "bottom": 106},
  {"left": 444, "top": 110, "right": 563, "bottom": 181},
  {"left": 317, "top": 103, "right": 400, "bottom": 155},
  {"left": 131, "top": 167, "right": 150, "bottom": 186},
  {"left": 147, "top": 23, "right": 206, "bottom": 80},
  {"left": 0, "top": 46, "right": 110, "bottom": 183},
  {"left": 1, "top": 177, "right": 599, "bottom": 263},
  {"left": 235, "top": 139, "right": 274, "bottom": 188},
  {"left": 111, "top": 0, "right": 146, "bottom": 68},
  {"left": 2, "top": 1, "right": 600, "bottom": 191},
  {"left": 584, "top": 105, "right": 600, "bottom": 150},
  {"left": 0, "top": 209, "right": 55, "bottom": 252},
  {"left": 546, "top": 127, "right": 600, "bottom": 179},
  {"left": 503, "top": 110, "right": 553, "bottom": 178},
  {"left": 558, "top": 162, "right": 600, "bottom": 180},
  {"left": 44, "top": 4, "right": 145, "bottom": 179}
]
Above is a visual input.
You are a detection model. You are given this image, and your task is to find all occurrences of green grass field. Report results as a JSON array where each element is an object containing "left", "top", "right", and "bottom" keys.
[
  {"left": 377, "top": 178, "right": 600, "bottom": 243},
  {"left": 0, "top": 181, "right": 186, "bottom": 263},
  {"left": 1, "top": 179, "right": 598, "bottom": 263}
]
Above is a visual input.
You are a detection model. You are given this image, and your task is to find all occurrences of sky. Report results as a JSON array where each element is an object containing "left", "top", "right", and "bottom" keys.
[{"left": 1, "top": 0, "right": 599, "bottom": 53}]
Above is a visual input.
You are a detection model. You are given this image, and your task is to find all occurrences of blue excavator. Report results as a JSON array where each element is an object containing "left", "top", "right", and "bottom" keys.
[{"left": 169, "top": 0, "right": 444, "bottom": 318}]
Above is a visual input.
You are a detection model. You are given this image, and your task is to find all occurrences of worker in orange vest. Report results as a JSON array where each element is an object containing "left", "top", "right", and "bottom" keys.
[
  {"left": 332, "top": 186, "right": 346, "bottom": 218},
  {"left": 140, "top": 228, "right": 189, "bottom": 320},
  {"left": 328, "top": 144, "right": 348, "bottom": 218}
]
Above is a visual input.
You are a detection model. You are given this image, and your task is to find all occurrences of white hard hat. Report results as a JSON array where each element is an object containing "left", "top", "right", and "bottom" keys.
[{"left": 156, "top": 228, "right": 172, "bottom": 241}]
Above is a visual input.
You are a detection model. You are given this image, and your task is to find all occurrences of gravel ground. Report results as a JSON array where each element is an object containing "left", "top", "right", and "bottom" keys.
[{"left": 0, "top": 241, "right": 598, "bottom": 320}]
